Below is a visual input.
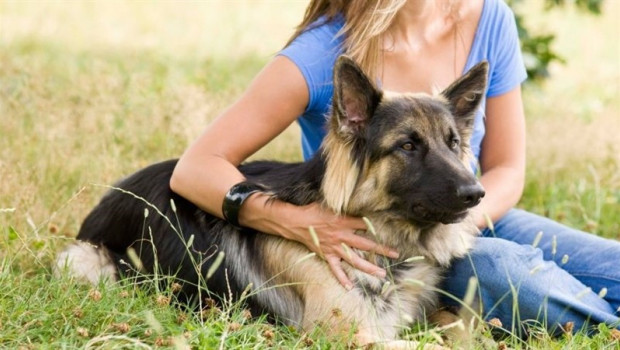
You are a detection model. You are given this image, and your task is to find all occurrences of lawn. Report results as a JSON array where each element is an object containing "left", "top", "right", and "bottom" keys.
[{"left": 1, "top": 0, "right": 618, "bottom": 348}]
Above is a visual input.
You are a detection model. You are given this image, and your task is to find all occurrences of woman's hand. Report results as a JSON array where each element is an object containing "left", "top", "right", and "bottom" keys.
[{"left": 240, "top": 194, "right": 399, "bottom": 290}]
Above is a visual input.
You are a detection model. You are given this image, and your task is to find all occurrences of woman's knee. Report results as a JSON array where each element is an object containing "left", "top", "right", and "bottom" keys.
[
  {"left": 443, "top": 238, "right": 542, "bottom": 300},
  {"left": 442, "top": 237, "right": 619, "bottom": 334}
]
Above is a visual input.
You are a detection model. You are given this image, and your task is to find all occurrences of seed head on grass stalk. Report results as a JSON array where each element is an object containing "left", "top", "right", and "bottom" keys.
[
  {"left": 403, "top": 256, "right": 425, "bottom": 263},
  {"left": 207, "top": 251, "right": 225, "bottom": 280},
  {"left": 308, "top": 225, "right": 324, "bottom": 259},
  {"left": 380, "top": 281, "right": 391, "bottom": 296},
  {"left": 529, "top": 263, "right": 544, "bottom": 275},
  {"left": 532, "top": 231, "right": 543, "bottom": 248},
  {"left": 341, "top": 243, "right": 353, "bottom": 261},
  {"left": 403, "top": 278, "right": 425, "bottom": 287},
  {"left": 362, "top": 217, "right": 377, "bottom": 236},
  {"left": 575, "top": 287, "right": 592, "bottom": 300},
  {"left": 126, "top": 247, "right": 144, "bottom": 273},
  {"left": 483, "top": 213, "right": 494, "bottom": 233},
  {"left": 561, "top": 254, "right": 570, "bottom": 265},
  {"left": 462, "top": 277, "right": 478, "bottom": 307},
  {"left": 308, "top": 226, "right": 320, "bottom": 247},
  {"left": 144, "top": 310, "right": 163, "bottom": 334}
]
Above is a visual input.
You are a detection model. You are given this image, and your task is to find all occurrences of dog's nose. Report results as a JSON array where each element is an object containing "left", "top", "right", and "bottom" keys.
[{"left": 456, "top": 183, "right": 485, "bottom": 207}]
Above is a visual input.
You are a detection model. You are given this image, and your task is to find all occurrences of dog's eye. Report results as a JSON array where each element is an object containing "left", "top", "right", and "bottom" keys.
[
  {"left": 401, "top": 142, "right": 414, "bottom": 151},
  {"left": 449, "top": 139, "right": 460, "bottom": 150}
]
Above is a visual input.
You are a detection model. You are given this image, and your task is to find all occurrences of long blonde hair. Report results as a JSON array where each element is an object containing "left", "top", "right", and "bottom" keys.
[{"left": 286, "top": 0, "right": 407, "bottom": 80}]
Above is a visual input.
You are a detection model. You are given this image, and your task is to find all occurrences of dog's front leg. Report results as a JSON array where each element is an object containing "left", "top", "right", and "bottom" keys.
[
  {"left": 301, "top": 281, "right": 448, "bottom": 348},
  {"left": 298, "top": 273, "right": 403, "bottom": 345}
]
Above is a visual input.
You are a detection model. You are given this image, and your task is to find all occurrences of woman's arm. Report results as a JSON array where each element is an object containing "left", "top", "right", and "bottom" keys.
[
  {"left": 170, "top": 56, "right": 396, "bottom": 289},
  {"left": 170, "top": 56, "right": 308, "bottom": 215},
  {"left": 473, "top": 86, "right": 526, "bottom": 228}
]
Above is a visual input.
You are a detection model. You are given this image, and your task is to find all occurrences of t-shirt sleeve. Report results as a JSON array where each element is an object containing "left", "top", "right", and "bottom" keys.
[
  {"left": 487, "top": 2, "right": 528, "bottom": 97},
  {"left": 277, "top": 19, "right": 344, "bottom": 114}
]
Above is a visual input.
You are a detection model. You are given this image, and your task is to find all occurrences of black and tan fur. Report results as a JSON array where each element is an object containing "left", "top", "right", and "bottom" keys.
[{"left": 56, "top": 56, "right": 488, "bottom": 348}]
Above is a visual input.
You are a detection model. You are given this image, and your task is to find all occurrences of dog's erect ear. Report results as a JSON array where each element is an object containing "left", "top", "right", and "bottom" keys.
[
  {"left": 441, "top": 61, "right": 488, "bottom": 139},
  {"left": 332, "top": 56, "right": 382, "bottom": 137}
]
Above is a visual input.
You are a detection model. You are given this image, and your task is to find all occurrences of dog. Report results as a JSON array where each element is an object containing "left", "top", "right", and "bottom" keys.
[{"left": 56, "top": 56, "right": 488, "bottom": 348}]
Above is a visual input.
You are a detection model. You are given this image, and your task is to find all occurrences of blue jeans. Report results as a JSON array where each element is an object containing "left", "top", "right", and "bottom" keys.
[{"left": 441, "top": 209, "right": 620, "bottom": 335}]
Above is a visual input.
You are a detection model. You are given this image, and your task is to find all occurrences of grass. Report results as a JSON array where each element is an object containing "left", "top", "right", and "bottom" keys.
[{"left": 1, "top": 0, "right": 619, "bottom": 348}]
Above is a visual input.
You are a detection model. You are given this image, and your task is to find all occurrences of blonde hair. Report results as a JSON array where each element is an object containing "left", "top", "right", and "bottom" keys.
[{"left": 286, "top": 0, "right": 407, "bottom": 80}]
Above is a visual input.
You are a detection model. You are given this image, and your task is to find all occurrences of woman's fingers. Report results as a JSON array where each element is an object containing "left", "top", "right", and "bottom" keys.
[
  {"left": 342, "top": 248, "right": 387, "bottom": 278},
  {"left": 337, "top": 216, "right": 399, "bottom": 258},
  {"left": 317, "top": 228, "right": 394, "bottom": 288},
  {"left": 342, "top": 233, "right": 399, "bottom": 259},
  {"left": 325, "top": 244, "right": 387, "bottom": 289},
  {"left": 340, "top": 216, "right": 372, "bottom": 231},
  {"left": 326, "top": 255, "right": 353, "bottom": 290},
  {"left": 291, "top": 205, "right": 402, "bottom": 288}
]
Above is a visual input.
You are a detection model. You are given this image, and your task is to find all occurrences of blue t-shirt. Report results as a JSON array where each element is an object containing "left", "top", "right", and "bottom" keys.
[{"left": 279, "top": 0, "right": 528, "bottom": 164}]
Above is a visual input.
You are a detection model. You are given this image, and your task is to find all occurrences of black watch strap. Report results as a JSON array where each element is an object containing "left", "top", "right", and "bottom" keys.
[{"left": 222, "top": 181, "right": 265, "bottom": 229}]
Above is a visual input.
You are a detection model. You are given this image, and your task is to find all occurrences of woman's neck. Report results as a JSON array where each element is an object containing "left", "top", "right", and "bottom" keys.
[
  {"left": 377, "top": 0, "right": 485, "bottom": 94},
  {"left": 385, "top": 0, "right": 461, "bottom": 52}
]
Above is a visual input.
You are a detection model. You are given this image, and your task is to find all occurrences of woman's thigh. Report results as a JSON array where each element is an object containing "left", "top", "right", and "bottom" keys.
[{"left": 487, "top": 208, "right": 620, "bottom": 310}]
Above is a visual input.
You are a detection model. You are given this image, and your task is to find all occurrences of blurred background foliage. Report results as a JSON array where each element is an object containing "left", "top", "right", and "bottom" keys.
[{"left": 510, "top": 0, "right": 605, "bottom": 80}]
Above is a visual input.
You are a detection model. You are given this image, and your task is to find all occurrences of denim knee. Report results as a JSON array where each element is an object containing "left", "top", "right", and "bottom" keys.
[
  {"left": 441, "top": 237, "right": 619, "bottom": 335},
  {"left": 442, "top": 238, "right": 539, "bottom": 315}
]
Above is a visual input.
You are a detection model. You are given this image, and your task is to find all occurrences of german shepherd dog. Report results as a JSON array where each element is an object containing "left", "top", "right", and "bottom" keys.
[{"left": 57, "top": 56, "right": 488, "bottom": 348}]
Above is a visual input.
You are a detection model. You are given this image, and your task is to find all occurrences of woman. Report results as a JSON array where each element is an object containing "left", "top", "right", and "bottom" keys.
[{"left": 170, "top": 0, "right": 620, "bottom": 335}]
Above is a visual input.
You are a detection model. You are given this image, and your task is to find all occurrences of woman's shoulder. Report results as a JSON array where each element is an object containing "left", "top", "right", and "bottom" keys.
[
  {"left": 279, "top": 15, "right": 345, "bottom": 66},
  {"left": 278, "top": 15, "right": 346, "bottom": 114},
  {"left": 470, "top": 0, "right": 527, "bottom": 97},
  {"left": 480, "top": 0, "right": 518, "bottom": 31},
  {"left": 291, "top": 15, "right": 345, "bottom": 47}
]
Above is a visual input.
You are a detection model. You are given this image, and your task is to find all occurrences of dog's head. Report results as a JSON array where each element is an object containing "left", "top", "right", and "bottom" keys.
[{"left": 321, "top": 56, "right": 487, "bottom": 226}]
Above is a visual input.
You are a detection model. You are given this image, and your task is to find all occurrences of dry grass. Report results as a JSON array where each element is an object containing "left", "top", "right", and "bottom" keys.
[
  {"left": 522, "top": 1, "right": 620, "bottom": 172},
  {"left": 0, "top": 1, "right": 308, "bottom": 245},
  {"left": 514, "top": 1, "right": 620, "bottom": 237},
  {"left": 1, "top": 0, "right": 305, "bottom": 57}
]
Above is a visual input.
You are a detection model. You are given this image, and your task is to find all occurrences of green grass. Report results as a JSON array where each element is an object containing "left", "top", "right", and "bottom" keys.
[{"left": 1, "top": 0, "right": 619, "bottom": 348}]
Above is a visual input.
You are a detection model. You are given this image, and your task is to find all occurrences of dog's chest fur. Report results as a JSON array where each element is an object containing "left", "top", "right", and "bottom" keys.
[{"left": 347, "top": 214, "right": 476, "bottom": 323}]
